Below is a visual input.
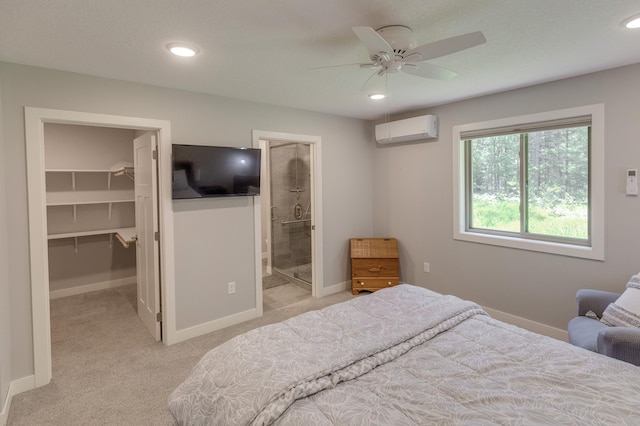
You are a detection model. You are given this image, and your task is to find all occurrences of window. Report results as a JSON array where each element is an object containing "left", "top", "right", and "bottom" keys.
[{"left": 453, "top": 105, "right": 604, "bottom": 260}]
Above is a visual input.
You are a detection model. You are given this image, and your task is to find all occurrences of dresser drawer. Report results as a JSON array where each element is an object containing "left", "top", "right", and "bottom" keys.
[
  {"left": 351, "top": 258, "right": 399, "bottom": 278},
  {"left": 351, "top": 278, "right": 399, "bottom": 294}
]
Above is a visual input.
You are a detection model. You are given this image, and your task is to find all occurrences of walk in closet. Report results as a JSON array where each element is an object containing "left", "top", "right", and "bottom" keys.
[{"left": 44, "top": 123, "right": 138, "bottom": 297}]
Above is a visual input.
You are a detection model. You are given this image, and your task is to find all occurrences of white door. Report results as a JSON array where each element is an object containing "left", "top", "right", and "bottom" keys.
[{"left": 134, "top": 132, "right": 161, "bottom": 341}]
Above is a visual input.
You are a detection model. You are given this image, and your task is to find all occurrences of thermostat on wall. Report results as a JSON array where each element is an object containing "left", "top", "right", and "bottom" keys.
[{"left": 626, "top": 169, "right": 638, "bottom": 195}]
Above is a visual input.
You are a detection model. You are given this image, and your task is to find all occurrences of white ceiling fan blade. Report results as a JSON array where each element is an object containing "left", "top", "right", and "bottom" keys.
[
  {"left": 402, "top": 62, "right": 457, "bottom": 80},
  {"left": 405, "top": 31, "right": 486, "bottom": 62},
  {"left": 352, "top": 26, "right": 393, "bottom": 56},
  {"left": 308, "top": 62, "right": 372, "bottom": 71}
]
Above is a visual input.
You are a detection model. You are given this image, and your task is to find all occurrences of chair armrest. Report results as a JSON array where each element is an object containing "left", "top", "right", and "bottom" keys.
[
  {"left": 576, "top": 289, "right": 620, "bottom": 317},
  {"left": 597, "top": 327, "right": 640, "bottom": 366}
]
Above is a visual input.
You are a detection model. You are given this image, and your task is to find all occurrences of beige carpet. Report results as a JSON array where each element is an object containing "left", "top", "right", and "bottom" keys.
[{"left": 8, "top": 284, "right": 355, "bottom": 425}]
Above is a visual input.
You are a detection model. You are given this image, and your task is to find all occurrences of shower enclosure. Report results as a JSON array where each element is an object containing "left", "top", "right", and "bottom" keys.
[{"left": 269, "top": 142, "right": 312, "bottom": 286}]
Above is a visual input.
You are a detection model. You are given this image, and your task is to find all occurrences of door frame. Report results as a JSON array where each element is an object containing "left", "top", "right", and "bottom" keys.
[
  {"left": 25, "top": 107, "right": 176, "bottom": 388},
  {"left": 252, "top": 130, "right": 323, "bottom": 308}
]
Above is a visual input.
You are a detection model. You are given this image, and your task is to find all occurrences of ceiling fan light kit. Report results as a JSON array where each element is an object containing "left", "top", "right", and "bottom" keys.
[
  {"left": 623, "top": 13, "right": 640, "bottom": 29},
  {"left": 368, "top": 93, "right": 386, "bottom": 100},
  {"left": 166, "top": 43, "right": 199, "bottom": 57}
]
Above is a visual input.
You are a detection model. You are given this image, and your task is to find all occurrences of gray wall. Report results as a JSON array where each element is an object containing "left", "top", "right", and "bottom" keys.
[
  {"left": 373, "top": 62, "right": 640, "bottom": 330},
  {"left": 0, "top": 62, "right": 374, "bottom": 381},
  {"left": 0, "top": 72, "right": 11, "bottom": 415}
]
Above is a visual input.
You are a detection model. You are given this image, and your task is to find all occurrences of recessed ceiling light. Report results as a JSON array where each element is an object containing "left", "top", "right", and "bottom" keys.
[
  {"left": 166, "top": 43, "right": 199, "bottom": 57},
  {"left": 622, "top": 13, "right": 640, "bottom": 29},
  {"left": 368, "top": 93, "right": 386, "bottom": 100}
]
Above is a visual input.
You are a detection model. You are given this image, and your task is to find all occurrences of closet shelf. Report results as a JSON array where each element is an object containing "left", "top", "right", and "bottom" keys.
[
  {"left": 114, "top": 227, "right": 137, "bottom": 248},
  {"left": 46, "top": 190, "right": 134, "bottom": 206},
  {"left": 45, "top": 168, "right": 116, "bottom": 173},
  {"left": 47, "top": 227, "right": 136, "bottom": 240}
]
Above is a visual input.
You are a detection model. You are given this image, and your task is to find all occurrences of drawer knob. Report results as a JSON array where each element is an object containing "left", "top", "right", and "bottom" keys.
[
  {"left": 359, "top": 281, "right": 364, "bottom": 286},
  {"left": 388, "top": 281, "right": 392, "bottom": 286}
]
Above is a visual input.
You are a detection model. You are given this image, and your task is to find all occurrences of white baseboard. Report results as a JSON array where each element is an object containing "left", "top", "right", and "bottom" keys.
[
  {"left": 172, "top": 308, "right": 259, "bottom": 345},
  {"left": 1, "top": 375, "right": 35, "bottom": 425},
  {"left": 49, "top": 276, "right": 136, "bottom": 299},
  {"left": 316, "top": 281, "right": 349, "bottom": 297},
  {"left": 0, "top": 388, "right": 9, "bottom": 426},
  {"left": 173, "top": 281, "right": 350, "bottom": 345},
  {"left": 483, "top": 306, "right": 569, "bottom": 341}
]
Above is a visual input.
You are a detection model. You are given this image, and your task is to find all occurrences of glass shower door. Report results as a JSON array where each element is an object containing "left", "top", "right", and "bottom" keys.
[{"left": 269, "top": 142, "right": 312, "bottom": 285}]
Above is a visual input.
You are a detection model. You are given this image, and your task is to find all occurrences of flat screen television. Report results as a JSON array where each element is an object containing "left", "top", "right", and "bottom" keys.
[{"left": 172, "top": 144, "right": 261, "bottom": 199}]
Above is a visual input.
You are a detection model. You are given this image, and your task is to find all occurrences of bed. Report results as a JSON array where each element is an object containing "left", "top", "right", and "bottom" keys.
[{"left": 168, "top": 284, "right": 640, "bottom": 425}]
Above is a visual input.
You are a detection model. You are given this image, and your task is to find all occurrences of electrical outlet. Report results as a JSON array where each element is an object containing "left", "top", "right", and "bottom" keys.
[
  {"left": 423, "top": 262, "right": 430, "bottom": 273},
  {"left": 228, "top": 282, "right": 236, "bottom": 294}
]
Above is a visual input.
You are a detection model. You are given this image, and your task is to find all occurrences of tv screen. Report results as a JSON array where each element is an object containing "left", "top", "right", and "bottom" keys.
[{"left": 172, "top": 144, "right": 261, "bottom": 199}]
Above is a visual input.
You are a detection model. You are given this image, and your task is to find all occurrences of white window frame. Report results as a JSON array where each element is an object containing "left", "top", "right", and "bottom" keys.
[{"left": 452, "top": 104, "right": 605, "bottom": 260}]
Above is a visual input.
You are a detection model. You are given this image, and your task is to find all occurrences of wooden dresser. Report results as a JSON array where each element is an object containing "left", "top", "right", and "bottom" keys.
[{"left": 350, "top": 238, "right": 399, "bottom": 295}]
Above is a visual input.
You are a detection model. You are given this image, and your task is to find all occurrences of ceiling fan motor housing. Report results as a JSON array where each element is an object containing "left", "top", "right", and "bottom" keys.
[{"left": 375, "top": 25, "right": 416, "bottom": 57}]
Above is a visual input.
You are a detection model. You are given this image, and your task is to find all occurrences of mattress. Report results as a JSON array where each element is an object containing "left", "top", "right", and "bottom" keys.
[{"left": 168, "top": 284, "right": 640, "bottom": 425}]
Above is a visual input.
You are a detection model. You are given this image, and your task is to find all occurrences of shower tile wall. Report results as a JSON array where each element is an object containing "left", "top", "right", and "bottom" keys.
[{"left": 270, "top": 144, "right": 311, "bottom": 274}]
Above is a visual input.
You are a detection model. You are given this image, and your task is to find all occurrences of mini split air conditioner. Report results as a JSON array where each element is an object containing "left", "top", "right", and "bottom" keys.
[{"left": 375, "top": 115, "right": 438, "bottom": 144}]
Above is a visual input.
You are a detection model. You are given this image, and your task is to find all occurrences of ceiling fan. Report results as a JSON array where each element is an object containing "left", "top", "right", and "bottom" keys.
[{"left": 321, "top": 25, "right": 486, "bottom": 92}]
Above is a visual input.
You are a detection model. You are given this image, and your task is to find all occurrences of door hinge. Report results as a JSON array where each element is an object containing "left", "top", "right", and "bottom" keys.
[
  {"left": 152, "top": 149, "right": 158, "bottom": 160},
  {"left": 311, "top": 225, "right": 315, "bottom": 231},
  {"left": 156, "top": 312, "right": 162, "bottom": 322},
  {"left": 154, "top": 231, "right": 159, "bottom": 241}
]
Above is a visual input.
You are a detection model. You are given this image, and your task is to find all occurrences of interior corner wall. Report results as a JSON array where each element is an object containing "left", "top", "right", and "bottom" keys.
[
  {"left": 0, "top": 63, "right": 13, "bottom": 415},
  {"left": 372, "top": 62, "right": 640, "bottom": 331},
  {"left": 0, "top": 62, "right": 374, "bottom": 382}
]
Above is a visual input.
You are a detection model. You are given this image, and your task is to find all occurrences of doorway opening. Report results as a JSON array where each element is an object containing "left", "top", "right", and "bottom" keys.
[
  {"left": 269, "top": 142, "right": 312, "bottom": 285},
  {"left": 252, "top": 130, "right": 323, "bottom": 313},
  {"left": 25, "top": 107, "right": 175, "bottom": 388}
]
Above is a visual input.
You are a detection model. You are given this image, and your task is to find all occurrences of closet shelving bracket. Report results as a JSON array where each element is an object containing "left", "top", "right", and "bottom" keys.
[{"left": 110, "top": 161, "right": 135, "bottom": 181}]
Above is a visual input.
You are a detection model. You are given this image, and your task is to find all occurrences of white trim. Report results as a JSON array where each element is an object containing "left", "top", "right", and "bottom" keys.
[
  {"left": 24, "top": 107, "right": 176, "bottom": 388},
  {"left": 24, "top": 108, "right": 51, "bottom": 387},
  {"left": 259, "top": 140, "right": 273, "bottom": 276},
  {"left": 253, "top": 197, "right": 264, "bottom": 317},
  {"left": 252, "top": 130, "right": 324, "bottom": 304},
  {"left": 0, "top": 389, "right": 7, "bottom": 426},
  {"left": 175, "top": 280, "right": 349, "bottom": 344},
  {"left": 483, "top": 306, "right": 569, "bottom": 342},
  {"left": 315, "top": 281, "right": 349, "bottom": 297},
  {"left": 49, "top": 276, "right": 136, "bottom": 299},
  {"left": 0, "top": 375, "right": 35, "bottom": 425},
  {"left": 173, "top": 308, "right": 259, "bottom": 344},
  {"left": 452, "top": 104, "right": 605, "bottom": 261}
]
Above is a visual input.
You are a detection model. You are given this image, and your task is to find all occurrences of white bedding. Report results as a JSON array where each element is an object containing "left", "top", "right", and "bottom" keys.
[{"left": 168, "top": 284, "right": 640, "bottom": 425}]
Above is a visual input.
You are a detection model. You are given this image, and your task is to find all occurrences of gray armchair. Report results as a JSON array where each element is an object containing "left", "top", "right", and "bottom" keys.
[{"left": 568, "top": 289, "right": 640, "bottom": 366}]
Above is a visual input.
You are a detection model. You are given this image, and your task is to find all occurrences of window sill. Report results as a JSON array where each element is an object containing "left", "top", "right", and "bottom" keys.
[{"left": 453, "top": 230, "right": 604, "bottom": 261}]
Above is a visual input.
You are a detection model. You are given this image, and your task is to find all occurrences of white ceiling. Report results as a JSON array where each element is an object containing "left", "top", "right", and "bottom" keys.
[{"left": 1, "top": 0, "right": 639, "bottom": 120}]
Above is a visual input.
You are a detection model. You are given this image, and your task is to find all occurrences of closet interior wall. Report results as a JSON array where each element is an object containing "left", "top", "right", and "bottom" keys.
[{"left": 44, "top": 123, "right": 137, "bottom": 295}]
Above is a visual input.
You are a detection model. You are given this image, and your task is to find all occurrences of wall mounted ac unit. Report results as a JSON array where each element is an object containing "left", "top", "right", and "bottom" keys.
[{"left": 375, "top": 115, "right": 438, "bottom": 144}]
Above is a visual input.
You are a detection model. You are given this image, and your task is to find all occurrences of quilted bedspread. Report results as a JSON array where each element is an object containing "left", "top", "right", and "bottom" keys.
[{"left": 168, "top": 284, "right": 640, "bottom": 425}]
